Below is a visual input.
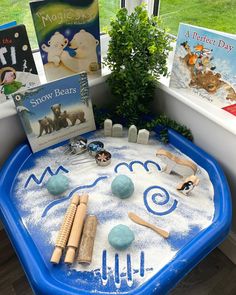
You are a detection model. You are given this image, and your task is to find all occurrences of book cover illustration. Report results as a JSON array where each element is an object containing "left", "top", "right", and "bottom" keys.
[
  {"left": 30, "top": 0, "right": 101, "bottom": 82},
  {"left": 170, "top": 23, "right": 236, "bottom": 116},
  {"left": 0, "top": 25, "right": 40, "bottom": 103},
  {"left": 13, "top": 72, "right": 96, "bottom": 153}
]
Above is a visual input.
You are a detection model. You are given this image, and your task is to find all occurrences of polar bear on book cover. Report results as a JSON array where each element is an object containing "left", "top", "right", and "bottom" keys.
[
  {"left": 61, "top": 29, "right": 99, "bottom": 73},
  {"left": 42, "top": 32, "right": 69, "bottom": 67}
]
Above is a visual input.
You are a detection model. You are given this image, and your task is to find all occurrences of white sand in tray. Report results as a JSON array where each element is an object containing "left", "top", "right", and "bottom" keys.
[{"left": 14, "top": 130, "right": 214, "bottom": 289}]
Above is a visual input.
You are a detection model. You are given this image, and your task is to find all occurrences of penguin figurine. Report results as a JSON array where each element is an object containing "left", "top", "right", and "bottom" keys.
[{"left": 177, "top": 175, "right": 200, "bottom": 195}]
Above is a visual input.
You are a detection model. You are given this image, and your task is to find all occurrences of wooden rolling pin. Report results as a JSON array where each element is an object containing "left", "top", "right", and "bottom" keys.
[
  {"left": 77, "top": 215, "right": 98, "bottom": 264},
  {"left": 128, "top": 212, "right": 169, "bottom": 238},
  {"left": 64, "top": 194, "right": 88, "bottom": 264},
  {"left": 50, "top": 194, "right": 80, "bottom": 264}
]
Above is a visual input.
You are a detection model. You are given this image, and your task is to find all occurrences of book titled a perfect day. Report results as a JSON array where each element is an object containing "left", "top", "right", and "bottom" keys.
[{"left": 170, "top": 23, "right": 236, "bottom": 116}]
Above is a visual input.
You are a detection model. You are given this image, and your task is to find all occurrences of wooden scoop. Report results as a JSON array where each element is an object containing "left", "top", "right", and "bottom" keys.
[{"left": 128, "top": 212, "right": 169, "bottom": 239}]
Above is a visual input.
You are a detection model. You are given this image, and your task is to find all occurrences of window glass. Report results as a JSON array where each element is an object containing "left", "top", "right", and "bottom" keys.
[
  {"left": 0, "top": 0, "right": 37, "bottom": 48},
  {"left": 99, "top": 0, "right": 121, "bottom": 32},
  {"left": 0, "top": 0, "right": 120, "bottom": 49},
  {"left": 159, "top": 0, "right": 236, "bottom": 36}
]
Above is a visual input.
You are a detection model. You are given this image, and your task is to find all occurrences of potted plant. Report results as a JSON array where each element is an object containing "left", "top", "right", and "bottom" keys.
[{"left": 103, "top": 4, "right": 192, "bottom": 142}]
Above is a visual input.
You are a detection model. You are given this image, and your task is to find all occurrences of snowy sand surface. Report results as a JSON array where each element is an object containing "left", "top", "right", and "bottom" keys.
[{"left": 13, "top": 130, "right": 214, "bottom": 292}]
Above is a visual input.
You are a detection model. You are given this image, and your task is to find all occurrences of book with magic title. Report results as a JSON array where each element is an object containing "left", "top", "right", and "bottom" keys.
[{"left": 30, "top": 0, "right": 101, "bottom": 82}]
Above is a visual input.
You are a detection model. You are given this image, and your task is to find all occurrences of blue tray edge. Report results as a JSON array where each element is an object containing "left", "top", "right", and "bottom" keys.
[{"left": 0, "top": 130, "right": 232, "bottom": 295}]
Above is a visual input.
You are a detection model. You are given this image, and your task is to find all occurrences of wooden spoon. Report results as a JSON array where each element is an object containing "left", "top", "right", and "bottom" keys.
[{"left": 128, "top": 212, "right": 169, "bottom": 239}]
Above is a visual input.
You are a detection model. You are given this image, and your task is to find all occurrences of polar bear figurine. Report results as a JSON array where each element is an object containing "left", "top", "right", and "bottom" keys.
[
  {"left": 42, "top": 32, "right": 68, "bottom": 66},
  {"left": 60, "top": 29, "right": 99, "bottom": 73}
]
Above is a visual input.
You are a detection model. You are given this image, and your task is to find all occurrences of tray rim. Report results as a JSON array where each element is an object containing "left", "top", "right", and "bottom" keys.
[{"left": 0, "top": 129, "right": 232, "bottom": 295}]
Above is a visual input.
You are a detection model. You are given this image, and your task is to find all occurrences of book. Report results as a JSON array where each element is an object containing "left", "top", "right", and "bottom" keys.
[
  {"left": 0, "top": 25, "right": 40, "bottom": 103},
  {"left": 13, "top": 72, "right": 96, "bottom": 153},
  {"left": 169, "top": 23, "right": 236, "bottom": 116},
  {"left": 0, "top": 21, "right": 17, "bottom": 30},
  {"left": 30, "top": 0, "right": 101, "bottom": 82}
]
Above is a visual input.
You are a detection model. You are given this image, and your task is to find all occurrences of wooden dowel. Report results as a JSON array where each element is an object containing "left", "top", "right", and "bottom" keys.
[
  {"left": 50, "top": 194, "right": 80, "bottom": 264},
  {"left": 64, "top": 194, "right": 88, "bottom": 264},
  {"left": 77, "top": 215, "right": 98, "bottom": 265}
]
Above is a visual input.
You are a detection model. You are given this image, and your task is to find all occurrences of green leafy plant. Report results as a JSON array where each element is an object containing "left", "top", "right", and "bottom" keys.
[
  {"left": 105, "top": 4, "right": 172, "bottom": 126},
  {"left": 102, "top": 4, "right": 193, "bottom": 142}
]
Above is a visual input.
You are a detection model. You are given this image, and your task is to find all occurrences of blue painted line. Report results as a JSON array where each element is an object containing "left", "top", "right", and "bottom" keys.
[
  {"left": 114, "top": 162, "right": 132, "bottom": 173},
  {"left": 143, "top": 160, "right": 161, "bottom": 171},
  {"left": 152, "top": 193, "right": 169, "bottom": 205},
  {"left": 24, "top": 166, "right": 69, "bottom": 188},
  {"left": 127, "top": 254, "right": 132, "bottom": 282},
  {"left": 41, "top": 176, "right": 108, "bottom": 217},
  {"left": 115, "top": 253, "right": 120, "bottom": 285},
  {"left": 114, "top": 160, "right": 161, "bottom": 174},
  {"left": 102, "top": 250, "right": 107, "bottom": 281},
  {"left": 140, "top": 251, "right": 145, "bottom": 277},
  {"left": 143, "top": 185, "right": 178, "bottom": 216}
]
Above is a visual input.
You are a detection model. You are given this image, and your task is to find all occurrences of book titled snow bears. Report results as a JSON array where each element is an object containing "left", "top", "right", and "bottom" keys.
[{"left": 13, "top": 72, "right": 96, "bottom": 152}]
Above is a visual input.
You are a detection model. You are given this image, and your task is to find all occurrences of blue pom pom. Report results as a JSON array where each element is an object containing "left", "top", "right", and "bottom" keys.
[
  {"left": 111, "top": 174, "right": 134, "bottom": 199},
  {"left": 108, "top": 224, "right": 135, "bottom": 250},
  {"left": 46, "top": 174, "right": 69, "bottom": 195}
]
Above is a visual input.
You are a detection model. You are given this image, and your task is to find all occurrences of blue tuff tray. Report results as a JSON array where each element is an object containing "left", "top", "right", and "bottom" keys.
[{"left": 0, "top": 130, "right": 232, "bottom": 295}]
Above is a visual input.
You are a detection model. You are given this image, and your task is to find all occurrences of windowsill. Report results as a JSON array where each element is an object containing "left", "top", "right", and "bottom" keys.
[{"left": 1, "top": 37, "right": 236, "bottom": 137}]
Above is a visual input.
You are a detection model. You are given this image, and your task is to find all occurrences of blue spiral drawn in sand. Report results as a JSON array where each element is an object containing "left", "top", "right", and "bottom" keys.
[
  {"left": 41, "top": 176, "right": 108, "bottom": 218},
  {"left": 143, "top": 186, "right": 178, "bottom": 216}
]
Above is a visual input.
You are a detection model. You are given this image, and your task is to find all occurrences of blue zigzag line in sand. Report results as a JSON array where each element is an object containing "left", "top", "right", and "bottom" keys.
[
  {"left": 41, "top": 176, "right": 108, "bottom": 218},
  {"left": 24, "top": 166, "right": 69, "bottom": 188}
]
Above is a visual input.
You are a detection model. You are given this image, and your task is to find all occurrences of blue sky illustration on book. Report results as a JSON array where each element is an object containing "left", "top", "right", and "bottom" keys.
[
  {"left": 170, "top": 23, "right": 236, "bottom": 108},
  {"left": 177, "top": 24, "right": 236, "bottom": 77},
  {"left": 16, "top": 74, "right": 88, "bottom": 121},
  {"left": 13, "top": 73, "right": 95, "bottom": 152}
]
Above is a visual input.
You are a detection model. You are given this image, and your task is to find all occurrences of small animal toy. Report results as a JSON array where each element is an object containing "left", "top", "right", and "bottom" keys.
[
  {"left": 177, "top": 175, "right": 200, "bottom": 195},
  {"left": 156, "top": 149, "right": 197, "bottom": 178}
]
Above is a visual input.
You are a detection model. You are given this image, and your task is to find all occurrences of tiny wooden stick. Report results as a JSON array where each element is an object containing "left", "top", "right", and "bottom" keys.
[
  {"left": 77, "top": 215, "right": 98, "bottom": 264},
  {"left": 50, "top": 194, "right": 80, "bottom": 264},
  {"left": 128, "top": 212, "right": 169, "bottom": 238},
  {"left": 64, "top": 194, "right": 88, "bottom": 264}
]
